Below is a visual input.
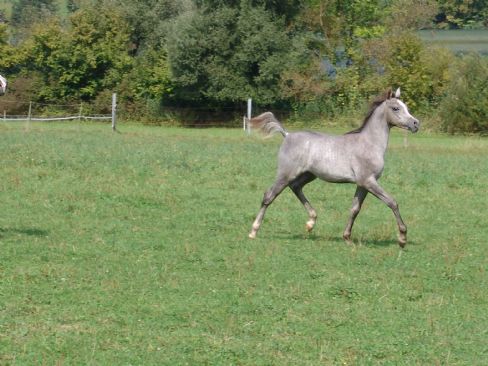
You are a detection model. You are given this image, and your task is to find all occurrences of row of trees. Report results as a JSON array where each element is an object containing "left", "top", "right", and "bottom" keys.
[{"left": 0, "top": 0, "right": 487, "bottom": 133}]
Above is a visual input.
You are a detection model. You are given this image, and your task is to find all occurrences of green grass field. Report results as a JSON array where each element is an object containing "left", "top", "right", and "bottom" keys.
[{"left": 1, "top": 122, "right": 487, "bottom": 365}]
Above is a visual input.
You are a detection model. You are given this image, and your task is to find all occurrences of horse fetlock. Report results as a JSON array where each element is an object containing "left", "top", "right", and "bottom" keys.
[
  {"left": 398, "top": 232, "right": 407, "bottom": 248},
  {"left": 249, "top": 222, "right": 260, "bottom": 239}
]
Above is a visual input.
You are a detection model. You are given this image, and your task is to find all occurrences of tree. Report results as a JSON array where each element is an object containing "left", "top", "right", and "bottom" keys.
[
  {"left": 167, "top": 4, "right": 290, "bottom": 106},
  {"left": 435, "top": 0, "right": 488, "bottom": 28},
  {"left": 112, "top": 0, "right": 194, "bottom": 53},
  {"left": 27, "top": 4, "right": 132, "bottom": 102},
  {"left": 440, "top": 54, "right": 488, "bottom": 133},
  {"left": 195, "top": 0, "right": 304, "bottom": 23},
  {"left": 11, "top": 0, "right": 57, "bottom": 28}
]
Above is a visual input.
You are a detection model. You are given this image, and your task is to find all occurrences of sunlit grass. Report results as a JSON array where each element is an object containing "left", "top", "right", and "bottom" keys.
[{"left": 1, "top": 122, "right": 487, "bottom": 364}]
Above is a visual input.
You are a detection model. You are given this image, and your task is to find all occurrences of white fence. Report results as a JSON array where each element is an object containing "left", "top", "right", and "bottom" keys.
[{"left": 1, "top": 93, "right": 117, "bottom": 131}]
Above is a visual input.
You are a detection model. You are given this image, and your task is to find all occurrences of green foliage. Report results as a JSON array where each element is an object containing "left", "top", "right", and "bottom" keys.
[
  {"left": 384, "top": 0, "right": 438, "bottom": 31},
  {"left": 196, "top": 0, "right": 303, "bottom": 23},
  {"left": 304, "top": 0, "right": 390, "bottom": 58},
  {"left": 383, "top": 33, "right": 430, "bottom": 110},
  {"left": 130, "top": 50, "right": 173, "bottom": 101},
  {"left": 112, "top": 0, "right": 194, "bottom": 52},
  {"left": 440, "top": 53, "right": 488, "bottom": 134},
  {"left": 435, "top": 0, "right": 488, "bottom": 29},
  {"left": 167, "top": 4, "right": 290, "bottom": 105},
  {"left": 1, "top": 0, "right": 488, "bottom": 132},
  {"left": 0, "top": 23, "right": 31, "bottom": 72},
  {"left": 11, "top": 0, "right": 57, "bottom": 27},
  {"left": 25, "top": 4, "right": 132, "bottom": 102}
]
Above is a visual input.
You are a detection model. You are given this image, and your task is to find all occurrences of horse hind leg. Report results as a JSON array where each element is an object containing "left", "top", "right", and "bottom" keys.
[
  {"left": 249, "top": 178, "right": 288, "bottom": 239},
  {"left": 289, "top": 172, "right": 318, "bottom": 232}
]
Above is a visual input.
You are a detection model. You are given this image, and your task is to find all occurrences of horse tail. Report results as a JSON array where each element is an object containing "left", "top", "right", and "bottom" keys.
[{"left": 248, "top": 112, "right": 288, "bottom": 138}]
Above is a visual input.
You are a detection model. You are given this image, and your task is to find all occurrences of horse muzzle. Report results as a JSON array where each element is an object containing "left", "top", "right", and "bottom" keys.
[{"left": 409, "top": 118, "right": 420, "bottom": 133}]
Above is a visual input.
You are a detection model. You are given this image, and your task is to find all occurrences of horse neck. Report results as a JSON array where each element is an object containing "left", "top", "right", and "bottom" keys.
[{"left": 359, "top": 103, "right": 391, "bottom": 154}]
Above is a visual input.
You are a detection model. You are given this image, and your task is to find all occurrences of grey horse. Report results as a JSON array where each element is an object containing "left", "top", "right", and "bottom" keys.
[{"left": 248, "top": 88, "right": 419, "bottom": 247}]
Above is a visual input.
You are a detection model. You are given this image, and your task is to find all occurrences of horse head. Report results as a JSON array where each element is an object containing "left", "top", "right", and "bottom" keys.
[{"left": 384, "top": 88, "right": 420, "bottom": 133}]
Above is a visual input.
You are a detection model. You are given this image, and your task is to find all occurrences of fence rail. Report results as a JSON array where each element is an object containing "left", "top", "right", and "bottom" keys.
[
  {"left": 1, "top": 93, "right": 117, "bottom": 130},
  {"left": 2, "top": 115, "right": 111, "bottom": 122}
]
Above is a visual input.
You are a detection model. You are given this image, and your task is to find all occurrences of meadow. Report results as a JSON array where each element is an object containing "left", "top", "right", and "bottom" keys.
[{"left": 0, "top": 121, "right": 487, "bottom": 365}]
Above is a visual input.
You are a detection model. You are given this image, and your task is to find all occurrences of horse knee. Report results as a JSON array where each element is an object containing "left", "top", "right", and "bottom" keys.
[{"left": 262, "top": 191, "right": 274, "bottom": 206}]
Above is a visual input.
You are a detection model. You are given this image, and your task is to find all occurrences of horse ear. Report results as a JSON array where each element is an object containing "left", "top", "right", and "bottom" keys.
[
  {"left": 386, "top": 88, "right": 393, "bottom": 99},
  {"left": 394, "top": 87, "right": 401, "bottom": 98}
]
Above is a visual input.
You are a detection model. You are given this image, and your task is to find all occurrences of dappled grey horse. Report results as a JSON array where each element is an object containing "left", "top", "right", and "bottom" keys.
[
  {"left": 0, "top": 74, "right": 7, "bottom": 95},
  {"left": 248, "top": 88, "right": 419, "bottom": 247}
]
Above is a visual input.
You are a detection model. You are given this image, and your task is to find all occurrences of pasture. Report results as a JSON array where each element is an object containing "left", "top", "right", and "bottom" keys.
[{"left": 0, "top": 122, "right": 487, "bottom": 364}]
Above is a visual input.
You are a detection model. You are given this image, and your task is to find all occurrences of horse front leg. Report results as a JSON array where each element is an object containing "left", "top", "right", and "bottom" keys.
[
  {"left": 343, "top": 186, "right": 368, "bottom": 243},
  {"left": 249, "top": 178, "right": 288, "bottom": 239},
  {"left": 363, "top": 178, "right": 408, "bottom": 248}
]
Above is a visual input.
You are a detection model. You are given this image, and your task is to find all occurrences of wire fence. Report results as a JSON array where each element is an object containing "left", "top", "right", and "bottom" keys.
[
  {"left": 1, "top": 115, "right": 111, "bottom": 122},
  {"left": 0, "top": 95, "right": 333, "bottom": 130},
  {"left": 0, "top": 94, "right": 117, "bottom": 130}
]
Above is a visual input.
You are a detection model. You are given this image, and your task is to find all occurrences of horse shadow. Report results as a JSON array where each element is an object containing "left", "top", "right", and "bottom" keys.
[
  {"left": 274, "top": 232, "right": 417, "bottom": 247},
  {"left": 0, "top": 227, "right": 49, "bottom": 238}
]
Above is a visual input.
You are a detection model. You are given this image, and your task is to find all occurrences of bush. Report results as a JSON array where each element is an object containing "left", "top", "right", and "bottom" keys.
[{"left": 440, "top": 54, "right": 488, "bottom": 134}]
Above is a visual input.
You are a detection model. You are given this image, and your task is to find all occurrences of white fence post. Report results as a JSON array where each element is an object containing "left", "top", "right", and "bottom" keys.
[
  {"left": 78, "top": 103, "right": 83, "bottom": 122},
  {"left": 26, "top": 101, "right": 32, "bottom": 131},
  {"left": 112, "top": 93, "right": 117, "bottom": 132},
  {"left": 246, "top": 98, "right": 252, "bottom": 135}
]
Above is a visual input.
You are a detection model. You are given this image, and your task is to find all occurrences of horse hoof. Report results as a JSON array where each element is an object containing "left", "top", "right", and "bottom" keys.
[
  {"left": 343, "top": 234, "right": 353, "bottom": 245},
  {"left": 398, "top": 233, "right": 407, "bottom": 248},
  {"left": 249, "top": 232, "right": 256, "bottom": 239},
  {"left": 305, "top": 218, "right": 316, "bottom": 232}
]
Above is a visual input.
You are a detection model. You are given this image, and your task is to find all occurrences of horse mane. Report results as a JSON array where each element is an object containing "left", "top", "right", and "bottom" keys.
[{"left": 345, "top": 88, "right": 392, "bottom": 135}]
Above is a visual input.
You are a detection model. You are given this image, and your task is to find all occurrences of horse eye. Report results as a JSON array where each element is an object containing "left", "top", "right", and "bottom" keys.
[{"left": 392, "top": 107, "right": 400, "bottom": 112}]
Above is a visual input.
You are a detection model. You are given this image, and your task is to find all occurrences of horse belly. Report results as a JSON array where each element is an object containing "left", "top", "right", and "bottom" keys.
[{"left": 309, "top": 151, "right": 356, "bottom": 183}]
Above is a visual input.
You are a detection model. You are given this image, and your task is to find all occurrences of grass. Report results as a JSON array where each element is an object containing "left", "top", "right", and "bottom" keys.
[{"left": 0, "top": 121, "right": 487, "bottom": 365}]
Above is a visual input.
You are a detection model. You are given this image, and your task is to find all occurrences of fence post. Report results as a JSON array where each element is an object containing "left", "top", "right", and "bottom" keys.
[
  {"left": 26, "top": 101, "right": 32, "bottom": 131},
  {"left": 78, "top": 103, "right": 83, "bottom": 122},
  {"left": 246, "top": 98, "right": 252, "bottom": 135},
  {"left": 111, "top": 93, "right": 117, "bottom": 132}
]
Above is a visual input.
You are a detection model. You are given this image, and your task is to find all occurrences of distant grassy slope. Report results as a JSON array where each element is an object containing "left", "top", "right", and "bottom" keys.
[{"left": 418, "top": 29, "right": 488, "bottom": 55}]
